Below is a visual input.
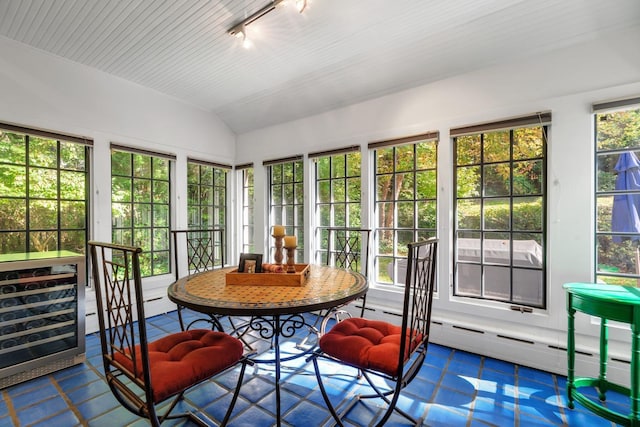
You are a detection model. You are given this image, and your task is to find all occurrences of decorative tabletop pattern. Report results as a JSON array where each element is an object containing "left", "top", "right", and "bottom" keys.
[{"left": 168, "top": 265, "right": 368, "bottom": 315}]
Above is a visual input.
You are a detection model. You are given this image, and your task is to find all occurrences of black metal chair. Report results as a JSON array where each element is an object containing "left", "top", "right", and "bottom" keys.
[
  {"left": 323, "top": 227, "right": 371, "bottom": 317},
  {"left": 296, "top": 228, "right": 371, "bottom": 350},
  {"left": 171, "top": 228, "right": 225, "bottom": 331},
  {"left": 89, "top": 241, "right": 249, "bottom": 427},
  {"left": 309, "top": 238, "right": 438, "bottom": 426}
]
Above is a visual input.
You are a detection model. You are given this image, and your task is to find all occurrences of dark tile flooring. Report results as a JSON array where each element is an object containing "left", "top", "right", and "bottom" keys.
[{"left": 0, "top": 310, "right": 626, "bottom": 426}]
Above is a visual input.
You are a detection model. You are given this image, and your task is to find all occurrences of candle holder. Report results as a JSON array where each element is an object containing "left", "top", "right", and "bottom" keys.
[
  {"left": 284, "top": 245, "right": 297, "bottom": 274},
  {"left": 273, "top": 235, "right": 284, "bottom": 266}
]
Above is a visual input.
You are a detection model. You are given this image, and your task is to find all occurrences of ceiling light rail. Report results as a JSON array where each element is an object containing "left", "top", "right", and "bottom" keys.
[{"left": 228, "top": 0, "right": 308, "bottom": 48}]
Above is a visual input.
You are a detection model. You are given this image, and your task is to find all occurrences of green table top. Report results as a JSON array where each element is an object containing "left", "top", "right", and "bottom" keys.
[
  {"left": 0, "top": 250, "right": 83, "bottom": 263},
  {"left": 564, "top": 282, "right": 640, "bottom": 307}
]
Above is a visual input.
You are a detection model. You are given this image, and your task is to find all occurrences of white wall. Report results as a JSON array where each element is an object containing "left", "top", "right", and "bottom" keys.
[
  {"left": 0, "top": 35, "right": 236, "bottom": 331},
  {"left": 236, "top": 24, "right": 640, "bottom": 381}
]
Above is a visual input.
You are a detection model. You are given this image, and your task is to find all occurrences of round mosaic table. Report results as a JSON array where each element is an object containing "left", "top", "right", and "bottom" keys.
[
  {"left": 168, "top": 265, "right": 367, "bottom": 316},
  {"left": 167, "top": 264, "right": 367, "bottom": 426}
]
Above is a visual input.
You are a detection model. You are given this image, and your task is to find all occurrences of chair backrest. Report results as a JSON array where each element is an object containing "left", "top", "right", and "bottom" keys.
[
  {"left": 397, "top": 238, "right": 438, "bottom": 377},
  {"left": 324, "top": 227, "right": 372, "bottom": 276},
  {"left": 88, "top": 241, "right": 154, "bottom": 399},
  {"left": 171, "top": 228, "right": 225, "bottom": 280}
]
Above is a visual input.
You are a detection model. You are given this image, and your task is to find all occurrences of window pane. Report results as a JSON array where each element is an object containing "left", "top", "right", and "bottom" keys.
[
  {"left": 133, "top": 154, "right": 151, "bottom": 178},
  {"left": 29, "top": 168, "right": 57, "bottom": 198},
  {"left": 377, "top": 175, "right": 393, "bottom": 201},
  {"left": 397, "top": 173, "right": 414, "bottom": 200},
  {"left": 418, "top": 201, "right": 437, "bottom": 229},
  {"left": 595, "top": 106, "right": 640, "bottom": 285},
  {"left": 270, "top": 160, "right": 303, "bottom": 259},
  {"left": 514, "top": 127, "right": 544, "bottom": 160},
  {"left": 483, "top": 198, "right": 510, "bottom": 230},
  {"left": 112, "top": 203, "right": 132, "bottom": 228},
  {"left": 61, "top": 230, "right": 85, "bottom": 253},
  {"left": 113, "top": 150, "right": 170, "bottom": 277},
  {"left": 112, "top": 177, "right": 131, "bottom": 202},
  {"left": 456, "top": 135, "right": 481, "bottom": 165},
  {"left": 376, "top": 148, "right": 393, "bottom": 173},
  {"left": 417, "top": 170, "right": 436, "bottom": 199},
  {"left": 29, "top": 231, "right": 57, "bottom": 252},
  {"left": 187, "top": 163, "right": 199, "bottom": 184},
  {"left": 29, "top": 137, "right": 57, "bottom": 168},
  {"left": 29, "top": 200, "right": 58, "bottom": 229},
  {"left": 134, "top": 203, "right": 151, "bottom": 227},
  {"left": 395, "top": 145, "right": 414, "bottom": 172},
  {"left": 60, "top": 201, "right": 85, "bottom": 229},
  {"left": 0, "top": 232, "right": 26, "bottom": 252},
  {"left": 133, "top": 179, "right": 151, "bottom": 203},
  {"left": 332, "top": 180, "right": 345, "bottom": 202},
  {"left": 60, "top": 171, "right": 85, "bottom": 200},
  {"left": 513, "top": 197, "right": 543, "bottom": 231},
  {"left": 60, "top": 142, "right": 85, "bottom": 171},
  {"left": 0, "top": 165, "right": 26, "bottom": 197},
  {"left": 417, "top": 141, "right": 437, "bottom": 169},
  {"left": 397, "top": 202, "right": 414, "bottom": 228},
  {"left": 457, "top": 166, "right": 481, "bottom": 198},
  {"left": 317, "top": 181, "right": 330, "bottom": 203},
  {"left": 513, "top": 160, "right": 543, "bottom": 195},
  {"left": 153, "top": 204, "right": 169, "bottom": 227},
  {"left": 332, "top": 155, "right": 345, "bottom": 178},
  {"left": 0, "top": 199, "right": 26, "bottom": 229},
  {"left": 457, "top": 199, "right": 480, "bottom": 229},
  {"left": 483, "top": 131, "right": 510, "bottom": 163},
  {"left": 0, "top": 131, "right": 26, "bottom": 164},
  {"left": 111, "top": 151, "right": 131, "bottom": 176},
  {"left": 347, "top": 178, "right": 360, "bottom": 202},
  {"left": 483, "top": 164, "right": 510, "bottom": 197},
  {"left": 454, "top": 122, "right": 546, "bottom": 308}
]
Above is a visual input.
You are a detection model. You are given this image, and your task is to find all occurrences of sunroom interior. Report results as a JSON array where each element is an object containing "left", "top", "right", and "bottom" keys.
[{"left": 1, "top": 0, "right": 640, "bottom": 426}]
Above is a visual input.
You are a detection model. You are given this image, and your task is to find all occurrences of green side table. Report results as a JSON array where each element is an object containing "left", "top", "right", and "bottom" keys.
[{"left": 564, "top": 282, "right": 640, "bottom": 426}]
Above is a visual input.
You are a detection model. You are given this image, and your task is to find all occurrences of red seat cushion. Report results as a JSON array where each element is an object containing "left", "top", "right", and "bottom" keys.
[
  {"left": 319, "top": 318, "right": 422, "bottom": 377},
  {"left": 113, "top": 329, "right": 243, "bottom": 402}
]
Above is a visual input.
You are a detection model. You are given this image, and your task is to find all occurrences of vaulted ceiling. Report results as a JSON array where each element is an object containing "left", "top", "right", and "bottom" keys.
[{"left": 1, "top": 0, "right": 639, "bottom": 134}]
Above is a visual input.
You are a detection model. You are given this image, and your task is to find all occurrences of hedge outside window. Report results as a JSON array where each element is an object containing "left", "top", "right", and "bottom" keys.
[
  {"left": 0, "top": 128, "right": 89, "bottom": 255},
  {"left": 453, "top": 116, "right": 547, "bottom": 308},
  {"left": 111, "top": 149, "right": 170, "bottom": 277}
]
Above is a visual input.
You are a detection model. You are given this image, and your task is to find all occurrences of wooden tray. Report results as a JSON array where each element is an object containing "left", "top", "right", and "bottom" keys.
[{"left": 225, "top": 264, "right": 310, "bottom": 286}]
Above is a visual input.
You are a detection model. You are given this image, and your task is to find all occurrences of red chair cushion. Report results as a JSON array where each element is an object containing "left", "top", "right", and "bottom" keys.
[
  {"left": 319, "top": 318, "right": 422, "bottom": 377},
  {"left": 114, "top": 329, "right": 243, "bottom": 402}
]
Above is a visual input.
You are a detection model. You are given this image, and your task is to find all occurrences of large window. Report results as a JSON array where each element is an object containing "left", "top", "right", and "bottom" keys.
[
  {"left": 266, "top": 156, "right": 304, "bottom": 261},
  {"left": 0, "top": 125, "right": 90, "bottom": 255},
  {"left": 238, "top": 164, "right": 255, "bottom": 254},
  {"left": 186, "top": 159, "right": 228, "bottom": 267},
  {"left": 312, "top": 147, "right": 361, "bottom": 264},
  {"left": 111, "top": 145, "right": 172, "bottom": 277},
  {"left": 371, "top": 133, "right": 438, "bottom": 285},
  {"left": 595, "top": 98, "right": 640, "bottom": 285},
  {"left": 187, "top": 159, "right": 228, "bottom": 230},
  {"left": 453, "top": 114, "right": 548, "bottom": 308}
]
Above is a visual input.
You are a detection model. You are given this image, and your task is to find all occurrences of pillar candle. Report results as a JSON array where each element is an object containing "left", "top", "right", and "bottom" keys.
[
  {"left": 284, "top": 235, "right": 297, "bottom": 247},
  {"left": 273, "top": 225, "right": 285, "bottom": 236}
]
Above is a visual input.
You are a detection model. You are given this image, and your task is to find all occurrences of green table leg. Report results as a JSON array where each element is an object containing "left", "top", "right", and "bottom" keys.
[
  {"left": 567, "top": 297, "right": 575, "bottom": 410},
  {"left": 632, "top": 321, "right": 640, "bottom": 426},
  {"left": 599, "top": 318, "right": 608, "bottom": 401}
]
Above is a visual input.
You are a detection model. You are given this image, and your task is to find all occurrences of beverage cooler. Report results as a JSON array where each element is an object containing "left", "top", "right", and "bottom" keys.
[{"left": 0, "top": 251, "right": 85, "bottom": 388}]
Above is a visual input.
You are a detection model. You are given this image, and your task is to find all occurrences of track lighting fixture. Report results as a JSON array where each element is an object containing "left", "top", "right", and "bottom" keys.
[{"left": 228, "top": 0, "right": 309, "bottom": 47}]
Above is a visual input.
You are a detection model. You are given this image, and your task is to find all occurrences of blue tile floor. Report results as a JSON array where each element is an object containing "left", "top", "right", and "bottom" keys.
[{"left": 0, "top": 310, "right": 628, "bottom": 426}]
